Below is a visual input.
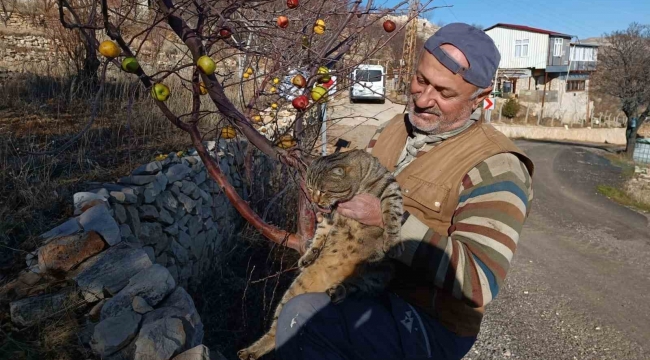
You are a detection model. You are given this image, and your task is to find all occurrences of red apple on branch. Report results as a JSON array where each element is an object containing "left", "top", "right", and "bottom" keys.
[
  {"left": 292, "top": 95, "right": 309, "bottom": 110},
  {"left": 383, "top": 20, "right": 396, "bottom": 33},
  {"left": 219, "top": 28, "right": 232, "bottom": 38},
  {"left": 291, "top": 74, "right": 307, "bottom": 88},
  {"left": 287, "top": 0, "right": 299, "bottom": 9},
  {"left": 277, "top": 16, "right": 289, "bottom": 28}
]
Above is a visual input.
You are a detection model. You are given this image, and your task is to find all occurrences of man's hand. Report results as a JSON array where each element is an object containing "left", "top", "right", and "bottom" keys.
[{"left": 337, "top": 193, "right": 384, "bottom": 228}]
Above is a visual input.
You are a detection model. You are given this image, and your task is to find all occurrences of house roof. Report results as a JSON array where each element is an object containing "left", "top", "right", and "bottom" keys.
[
  {"left": 484, "top": 23, "right": 572, "bottom": 38},
  {"left": 571, "top": 42, "right": 599, "bottom": 47}
]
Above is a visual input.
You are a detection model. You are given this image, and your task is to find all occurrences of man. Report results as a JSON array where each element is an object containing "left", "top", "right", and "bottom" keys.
[{"left": 275, "top": 23, "right": 535, "bottom": 360}]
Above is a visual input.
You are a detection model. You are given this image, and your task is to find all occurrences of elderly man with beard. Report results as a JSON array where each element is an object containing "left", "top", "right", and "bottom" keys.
[{"left": 274, "top": 23, "right": 535, "bottom": 360}]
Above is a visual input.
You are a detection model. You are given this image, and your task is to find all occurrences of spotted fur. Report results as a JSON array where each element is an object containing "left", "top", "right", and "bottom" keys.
[{"left": 238, "top": 150, "right": 403, "bottom": 360}]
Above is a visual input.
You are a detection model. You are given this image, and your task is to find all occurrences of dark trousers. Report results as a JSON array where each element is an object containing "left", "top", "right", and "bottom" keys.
[{"left": 275, "top": 292, "right": 476, "bottom": 360}]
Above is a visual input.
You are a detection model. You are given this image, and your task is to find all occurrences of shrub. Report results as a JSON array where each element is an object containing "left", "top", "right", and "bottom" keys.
[{"left": 501, "top": 98, "right": 520, "bottom": 119}]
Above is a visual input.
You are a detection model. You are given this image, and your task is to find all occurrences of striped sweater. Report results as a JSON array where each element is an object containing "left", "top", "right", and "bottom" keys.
[{"left": 368, "top": 138, "right": 534, "bottom": 308}]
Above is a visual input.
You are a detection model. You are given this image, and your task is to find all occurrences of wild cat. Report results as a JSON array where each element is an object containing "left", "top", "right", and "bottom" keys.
[{"left": 238, "top": 149, "right": 404, "bottom": 360}]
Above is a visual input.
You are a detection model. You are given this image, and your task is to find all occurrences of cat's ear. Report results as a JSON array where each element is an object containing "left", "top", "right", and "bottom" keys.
[{"left": 332, "top": 166, "right": 346, "bottom": 177}]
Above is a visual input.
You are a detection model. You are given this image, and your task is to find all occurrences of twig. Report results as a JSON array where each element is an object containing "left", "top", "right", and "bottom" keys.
[{"left": 251, "top": 266, "right": 298, "bottom": 284}]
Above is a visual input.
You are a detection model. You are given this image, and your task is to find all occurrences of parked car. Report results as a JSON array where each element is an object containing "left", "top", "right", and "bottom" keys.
[{"left": 349, "top": 64, "right": 385, "bottom": 103}]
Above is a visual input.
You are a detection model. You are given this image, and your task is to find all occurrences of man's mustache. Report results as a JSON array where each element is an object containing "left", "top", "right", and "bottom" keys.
[{"left": 411, "top": 103, "right": 442, "bottom": 117}]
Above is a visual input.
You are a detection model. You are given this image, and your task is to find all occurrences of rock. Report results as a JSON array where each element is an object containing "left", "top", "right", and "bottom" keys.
[
  {"left": 181, "top": 180, "right": 199, "bottom": 196},
  {"left": 125, "top": 206, "right": 141, "bottom": 237},
  {"left": 203, "top": 218, "right": 214, "bottom": 231},
  {"left": 139, "top": 222, "right": 163, "bottom": 245},
  {"left": 90, "top": 311, "right": 141, "bottom": 357},
  {"left": 180, "top": 265, "right": 192, "bottom": 283},
  {"left": 167, "top": 265, "right": 179, "bottom": 283},
  {"left": 39, "top": 218, "right": 82, "bottom": 243},
  {"left": 175, "top": 207, "right": 187, "bottom": 221},
  {"left": 78, "top": 205, "right": 121, "bottom": 246},
  {"left": 119, "top": 224, "right": 132, "bottom": 239},
  {"left": 132, "top": 296, "right": 154, "bottom": 314},
  {"left": 155, "top": 171, "right": 168, "bottom": 190},
  {"left": 74, "top": 192, "right": 109, "bottom": 216},
  {"left": 88, "top": 188, "right": 110, "bottom": 198},
  {"left": 188, "top": 216, "right": 202, "bottom": 238},
  {"left": 118, "top": 175, "right": 157, "bottom": 186},
  {"left": 177, "top": 193, "right": 197, "bottom": 213},
  {"left": 114, "top": 204, "right": 127, "bottom": 224},
  {"left": 198, "top": 189, "right": 211, "bottom": 205},
  {"left": 10, "top": 292, "right": 69, "bottom": 327},
  {"left": 171, "top": 345, "right": 213, "bottom": 360},
  {"left": 178, "top": 214, "right": 191, "bottom": 227},
  {"left": 109, "top": 191, "right": 138, "bottom": 204},
  {"left": 171, "top": 240, "right": 189, "bottom": 265},
  {"left": 132, "top": 161, "right": 163, "bottom": 175},
  {"left": 143, "top": 188, "right": 158, "bottom": 204},
  {"left": 159, "top": 208, "right": 174, "bottom": 225},
  {"left": 142, "top": 246, "right": 155, "bottom": 263},
  {"left": 190, "top": 232, "right": 206, "bottom": 260},
  {"left": 25, "top": 251, "right": 38, "bottom": 268},
  {"left": 166, "top": 164, "right": 192, "bottom": 183},
  {"left": 101, "top": 264, "right": 175, "bottom": 320},
  {"left": 201, "top": 207, "right": 211, "bottom": 219},
  {"left": 133, "top": 317, "right": 186, "bottom": 360},
  {"left": 164, "top": 223, "right": 179, "bottom": 236},
  {"left": 74, "top": 243, "right": 152, "bottom": 302},
  {"left": 160, "top": 191, "right": 179, "bottom": 212},
  {"left": 178, "top": 231, "right": 191, "bottom": 249},
  {"left": 191, "top": 186, "right": 201, "bottom": 200},
  {"left": 38, "top": 231, "right": 106, "bottom": 274},
  {"left": 194, "top": 171, "right": 207, "bottom": 186},
  {"left": 88, "top": 299, "right": 107, "bottom": 322},
  {"left": 138, "top": 205, "right": 159, "bottom": 220},
  {"left": 171, "top": 183, "right": 181, "bottom": 197},
  {"left": 155, "top": 252, "right": 168, "bottom": 266},
  {"left": 154, "top": 234, "right": 172, "bottom": 256},
  {"left": 205, "top": 141, "right": 216, "bottom": 151},
  {"left": 79, "top": 319, "right": 96, "bottom": 345},
  {"left": 158, "top": 287, "right": 203, "bottom": 347}
]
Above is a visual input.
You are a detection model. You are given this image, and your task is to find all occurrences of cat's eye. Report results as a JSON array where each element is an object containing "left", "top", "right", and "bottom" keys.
[{"left": 332, "top": 167, "right": 345, "bottom": 176}]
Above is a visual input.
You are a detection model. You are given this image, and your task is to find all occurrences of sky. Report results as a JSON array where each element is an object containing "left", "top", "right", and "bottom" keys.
[{"left": 377, "top": 0, "right": 649, "bottom": 40}]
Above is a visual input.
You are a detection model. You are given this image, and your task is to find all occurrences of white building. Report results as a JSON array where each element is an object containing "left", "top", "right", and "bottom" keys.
[{"left": 484, "top": 23, "right": 598, "bottom": 124}]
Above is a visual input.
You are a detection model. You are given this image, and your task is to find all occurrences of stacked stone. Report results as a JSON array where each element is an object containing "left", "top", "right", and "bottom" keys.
[
  {"left": 256, "top": 106, "right": 298, "bottom": 140},
  {"left": 4, "top": 139, "right": 248, "bottom": 360}
]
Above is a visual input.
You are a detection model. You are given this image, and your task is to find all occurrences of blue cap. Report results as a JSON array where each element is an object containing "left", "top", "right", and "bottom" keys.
[{"left": 424, "top": 23, "right": 500, "bottom": 89}]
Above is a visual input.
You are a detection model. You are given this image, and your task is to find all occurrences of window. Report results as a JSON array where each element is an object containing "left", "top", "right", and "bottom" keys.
[
  {"left": 554, "top": 38, "right": 564, "bottom": 57},
  {"left": 515, "top": 39, "right": 529, "bottom": 58},
  {"left": 570, "top": 46, "right": 598, "bottom": 61},
  {"left": 566, "top": 80, "right": 586, "bottom": 92},
  {"left": 355, "top": 70, "right": 382, "bottom": 82}
]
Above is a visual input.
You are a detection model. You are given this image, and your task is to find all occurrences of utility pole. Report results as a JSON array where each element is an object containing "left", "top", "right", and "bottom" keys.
[{"left": 397, "top": 0, "right": 419, "bottom": 95}]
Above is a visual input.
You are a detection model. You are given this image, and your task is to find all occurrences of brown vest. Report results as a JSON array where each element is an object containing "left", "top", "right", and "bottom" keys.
[{"left": 371, "top": 114, "right": 534, "bottom": 336}]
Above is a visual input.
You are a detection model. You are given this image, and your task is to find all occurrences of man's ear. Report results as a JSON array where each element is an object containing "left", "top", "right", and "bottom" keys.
[{"left": 472, "top": 86, "right": 493, "bottom": 109}]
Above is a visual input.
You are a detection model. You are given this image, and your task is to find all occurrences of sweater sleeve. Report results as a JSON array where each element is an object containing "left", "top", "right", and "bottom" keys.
[{"left": 392, "top": 152, "right": 534, "bottom": 308}]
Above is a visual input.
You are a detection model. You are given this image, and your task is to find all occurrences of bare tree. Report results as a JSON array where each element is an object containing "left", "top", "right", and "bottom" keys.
[
  {"left": 0, "top": 0, "right": 17, "bottom": 26},
  {"left": 54, "top": 0, "right": 437, "bottom": 252},
  {"left": 591, "top": 23, "right": 650, "bottom": 157}
]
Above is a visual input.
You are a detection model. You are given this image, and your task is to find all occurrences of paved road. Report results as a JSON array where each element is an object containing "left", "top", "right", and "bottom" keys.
[{"left": 466, "top": 141, "right": 650, "bottom": 359}]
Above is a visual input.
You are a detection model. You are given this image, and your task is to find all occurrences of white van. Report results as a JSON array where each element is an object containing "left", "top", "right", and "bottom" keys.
[{"left": 349, "top": 64, "right": 385, "bottom": 103}]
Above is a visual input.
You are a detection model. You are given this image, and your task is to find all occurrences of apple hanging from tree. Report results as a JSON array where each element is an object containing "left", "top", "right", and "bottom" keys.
[
  {"left": 121, "top": 57, "right": 140, "bottom": 73},
  {"left": 292, "top": 95, "right": 309, "bottom": 110},
  {"left": 291, "top": 74, "right": 307, "bottom": 88},
  {"left": 151, "top": 83, "right": 171, "bottom": 101},
  {"left": 311, "top": 85, "right": 328, "bottom": 102},
  {"left": 383, "top": 20, "right": 396, "bottom": 33},
  {"left": 287, "top": 0, "right": 299, "bottom": 9},
  {"left": 317, "top": 66, "right": 330, "bottom": 83},
  {"left": 197, "top": 55, "right": 216, "bottom": 75},
  {"left": 219, "top": 28, "right": 232, "bottom": 38},
  {"left": 99, "top": 40, "right": 120, "bottom": 58},
  {"left": 277, "top": 16, "right": 289, "bottom": 28}
]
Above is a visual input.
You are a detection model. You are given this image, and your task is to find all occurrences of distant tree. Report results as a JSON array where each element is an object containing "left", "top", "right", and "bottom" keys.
[
  {"left": 470, "top": 23, "right": 483, "bottom": 30},
  {"left": 0, "top": 0, "right": 17, "bottom": 26},
  {"left": 591, "top": 23, "right": 650, "bottom": 157},
  {"left": 501, "top": 98, "right": 520, "bottom": 119}
]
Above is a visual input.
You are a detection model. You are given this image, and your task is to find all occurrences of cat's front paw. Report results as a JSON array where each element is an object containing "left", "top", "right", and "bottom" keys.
[
  {"left": 298, "top": 247, "right": 321, "bottom": 269},
  {"left": 326, "top": 284, "right": 347, "bottom": 304},
  {"left": 383, "top": 234, "right": 405, "bottom": 258},
  {"left": 237, "top": 348, "right": 258, "bottom": 360}
]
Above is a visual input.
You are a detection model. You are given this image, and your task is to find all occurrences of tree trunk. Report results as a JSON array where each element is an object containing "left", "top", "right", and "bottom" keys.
[
  {"left": 80, "top": 30, "right": 100, "bottom": 91},
  {"left": 625, "top": 123, "right": 638, "bottom": 159}
]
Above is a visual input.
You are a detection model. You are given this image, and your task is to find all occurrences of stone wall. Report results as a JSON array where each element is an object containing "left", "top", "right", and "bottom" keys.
[
  {"left": 1, "top": 139, "right": 255, "bottom": 360},
  {"left": 493, "top": 124, "right": 626, "bottom": 145}
]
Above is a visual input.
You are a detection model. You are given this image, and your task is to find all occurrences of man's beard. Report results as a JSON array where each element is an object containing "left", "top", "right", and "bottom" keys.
[{"left": 407, "top": 97, "right": 475, "bottom": 135}]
